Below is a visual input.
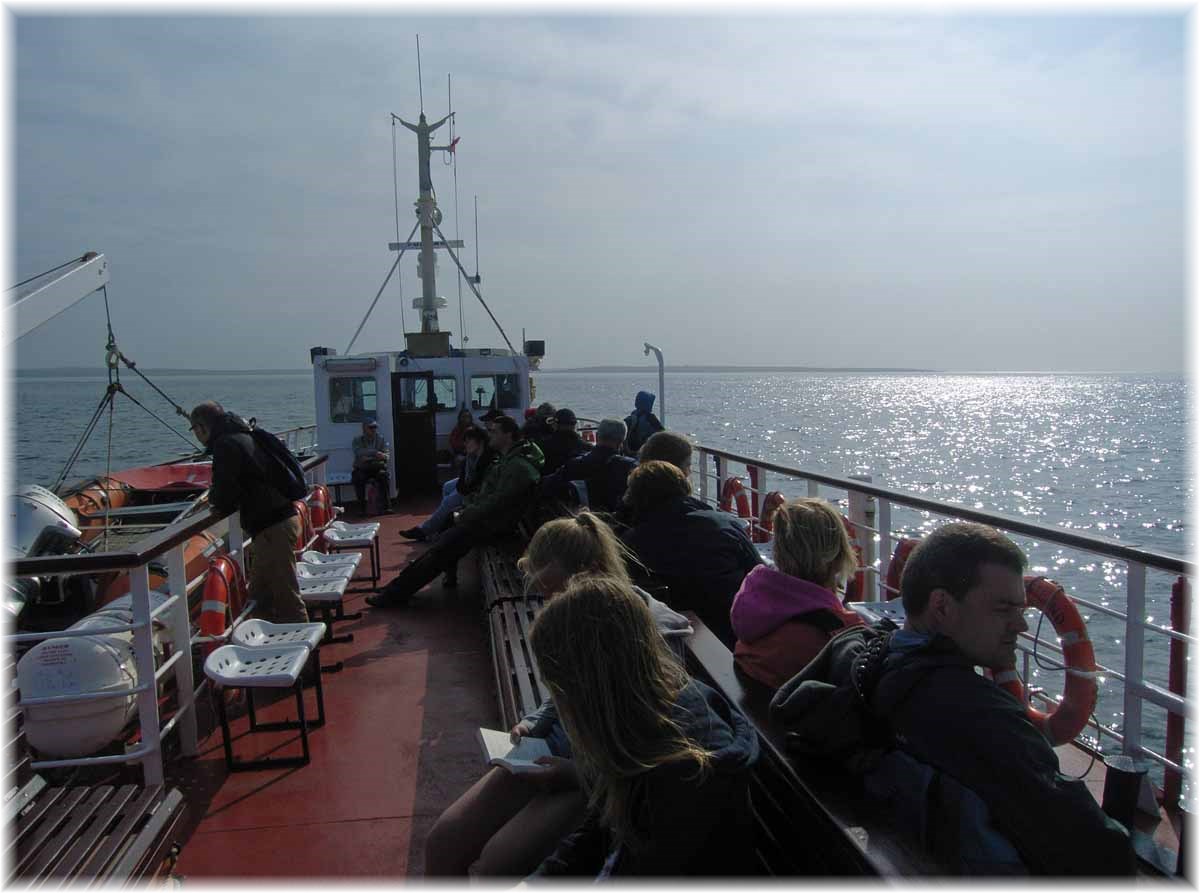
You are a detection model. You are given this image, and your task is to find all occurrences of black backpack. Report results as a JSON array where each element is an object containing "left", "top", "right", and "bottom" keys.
[{"left": 249, "top": 425, "right": 309, "bottom": 500}]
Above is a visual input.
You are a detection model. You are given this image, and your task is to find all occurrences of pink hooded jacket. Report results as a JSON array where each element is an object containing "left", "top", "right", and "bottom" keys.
[{"left": 729, "top": 564, "right": 863, "bottom": 690}]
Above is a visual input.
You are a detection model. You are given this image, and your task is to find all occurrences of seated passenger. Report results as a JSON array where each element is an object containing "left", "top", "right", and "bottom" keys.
[
  {"left": 637, "top": 430, "right": 693, "bottom": 477},
  {"left": 423, "top": 512, "right": 693, "bottom": 878},
  {"left": 400, "top": 427, "right": 496, "bottom": 542},
  {"left": 540, "top": 408, "right": 589, "bottom": 475},
  {"left": 730, "top": 498, "right": 864, "bottom": 689},
  {"left": 351, "top": 419, "right": 390, "bottom": 512},
  {"left": 366, "top": 416, "right": 543, "bottom": 607},
  {"left": 539, "top": 418, "right": 635, "bottom": 513},
  {"left": 770, "top": 522, "right": 1136, "bottom": 875},
  {"left": 527, "top": 576, "right": 759, "bottom": 877},
  {"left": 621, "top": 461, "right": 762, "bottom": 649},
  {"left": 447, "top": 408, "right": 477, "bottom": 468},
  {"left": 522, "top": 402, "right": 557, "bottom": 449}
]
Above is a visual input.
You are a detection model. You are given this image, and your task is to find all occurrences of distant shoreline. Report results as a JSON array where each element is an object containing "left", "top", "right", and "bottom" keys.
[{"left": 11, "top": 365, "right": 1179, "bottom": 378}]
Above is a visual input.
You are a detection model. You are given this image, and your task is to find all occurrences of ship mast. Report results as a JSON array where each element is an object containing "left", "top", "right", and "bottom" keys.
[{"left": 391, "top": 111, "right": 460, "bottom": 355}]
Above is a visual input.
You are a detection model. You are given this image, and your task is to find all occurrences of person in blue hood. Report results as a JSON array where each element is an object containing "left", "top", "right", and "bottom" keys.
[
  {"left": 526, "top": 575, "right": 760, "bottom": 878},
  {"left": 623, "top": 391, "right": 664, "bottom": 456}
]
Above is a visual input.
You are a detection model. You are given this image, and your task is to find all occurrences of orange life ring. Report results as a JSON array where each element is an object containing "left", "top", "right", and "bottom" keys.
[
  {"left": 719, "top": 477, "right": 752, "bottom": 519},
  {"left": 753, "top": 491, "right": 787, "bottom": 544},
  {"left": 990, "top": 576, "right": 1098, "bottom": 746},
  {"left": 292, "top": 499, "right": 316, "bottom": 551},
  {"left": 198, "top": 555, "right": 244, "bottom": 656},
  {"left": 582, "top": 428, "right": 597, "bottom": 445},
  {"left": 308, "top": 484, "right": 332, "bottom": 529},
  {"left": 884, "top": 537, "right": 920, "bottom": 600}
]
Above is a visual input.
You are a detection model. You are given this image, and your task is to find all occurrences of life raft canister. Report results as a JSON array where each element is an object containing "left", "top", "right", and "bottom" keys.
[
  {"left": 719, "top": 477, "right": 752, "bottom": 519},
  {"left": 753, "top": 491, "right": 787, "bottom": 544},
  {"left": 990, "top": 576, "right": 1098, "bottom": 746},
  {"left": 199, "top": 555, "right": 246, "bottom": 656}
]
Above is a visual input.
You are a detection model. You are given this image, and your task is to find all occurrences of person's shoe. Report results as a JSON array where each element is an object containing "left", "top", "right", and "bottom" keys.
[
  {"left": 399, "top": 527, "right": 427, "bottom": 542},
  {"left": 366, "top": 592, "right": 408, "bottom": 609}
]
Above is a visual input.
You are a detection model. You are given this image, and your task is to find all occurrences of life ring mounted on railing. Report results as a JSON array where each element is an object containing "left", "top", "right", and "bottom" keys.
[
  {"left": 719, "top": 477, "right": 752, "bottom": 520},
  {"left": 308, "top": 484, "right": 332, "bottom": 528},
  {"left": 753, "top": 491, "right": 787, "bottom": 543},
  {"left": 990, "top": 576, "right": 1098, "bottom": 747},
  {"left": 198, "top": 555, "right": 247, "bottom": 657}
]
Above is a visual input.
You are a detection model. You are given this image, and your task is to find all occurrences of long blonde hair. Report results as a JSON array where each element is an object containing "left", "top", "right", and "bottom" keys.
[
  {"left": 517, "top": 511, "right": 636, "bottom": 594},
  {"left": 529, "top": 575, "right": 711, "bottom": 848},
  {"left": 772, "top": 498, "right": 857, "bottom": 590}
]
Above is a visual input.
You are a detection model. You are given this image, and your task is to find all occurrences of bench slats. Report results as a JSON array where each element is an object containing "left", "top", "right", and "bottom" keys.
[
  {"left": 21, "top": 784, "right": 118, "bottom": 880},
  {"left": 104, "top": 786, "right": 186, "bottom": 882},
  {"left": 75, "top": 785, "right": 167, "bottom": 886},
  {"left": 43, "top": 783, "right": 140, "bottom": 883},
  {"left": 9, "top": 786, "right": 90, "bottom": 880}
]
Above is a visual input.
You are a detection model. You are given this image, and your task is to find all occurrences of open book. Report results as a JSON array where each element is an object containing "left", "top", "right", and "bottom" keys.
[{"left": 476, "top": 727, "right": 552, "bottom": 775}]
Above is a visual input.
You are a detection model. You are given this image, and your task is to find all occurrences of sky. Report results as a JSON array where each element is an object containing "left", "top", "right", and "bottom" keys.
[{"left": 6, "top": 8, "right": 1189, "bottom": 372}]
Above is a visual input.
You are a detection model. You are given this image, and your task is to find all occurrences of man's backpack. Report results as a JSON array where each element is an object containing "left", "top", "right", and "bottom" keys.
[{"left": 249, "top": 425, "right": 308, "bottom": 500}]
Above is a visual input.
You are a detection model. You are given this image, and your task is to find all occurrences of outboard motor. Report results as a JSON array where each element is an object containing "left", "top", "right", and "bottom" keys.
[{"left": 7, "top": 485, "right": 88, "bottom": 617}]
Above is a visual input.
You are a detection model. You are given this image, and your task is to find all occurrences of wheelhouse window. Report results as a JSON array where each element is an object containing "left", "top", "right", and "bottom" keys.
[
  {"left": 330, "top": 376, "right": 377, "bottom": 423},
  {"left": 413, "top": 377, "right": 459, "bottom": 411},
  {"left": 470, "top": 374, "right": 521, "bottom": 411}
]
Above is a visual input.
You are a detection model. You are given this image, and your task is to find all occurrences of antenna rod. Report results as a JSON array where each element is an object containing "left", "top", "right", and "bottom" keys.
[{"left": 416, "top": 35, "right": 424, "bottom": 114}]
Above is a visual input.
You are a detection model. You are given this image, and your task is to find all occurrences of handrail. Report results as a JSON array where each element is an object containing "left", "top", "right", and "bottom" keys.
[
  {"left": 11, "top": 454, "right": 329, "bottom": 578},
  {"left": 698, "top": 446, "right": 1191, "bottom": 576}
]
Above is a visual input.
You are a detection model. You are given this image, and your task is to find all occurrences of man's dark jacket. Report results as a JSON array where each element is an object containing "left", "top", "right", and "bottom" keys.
[
  {"left": 541, "top": 444, "right": 636, "bottom": 512},
  {"left": 622, "top": 497, "right": 762, "bottom": 648},
  {"left": 206, "top": 413, "right": 297, "bottom": 536},
  {"left": 769, "top": 625, "right": 1136, "bottom": 876},
  {"left": 540, "top": 429, "right": 589, "bottom": 475}
]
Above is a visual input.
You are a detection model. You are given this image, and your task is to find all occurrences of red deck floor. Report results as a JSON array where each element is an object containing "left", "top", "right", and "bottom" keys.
[{"left": 172, "top": 499, "right": 500, "bottom": 879}]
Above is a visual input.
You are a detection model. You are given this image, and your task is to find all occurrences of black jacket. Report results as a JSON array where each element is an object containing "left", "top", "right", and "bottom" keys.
[
  {"left": 541, "top": 445, "right": 636, "bottom": 513},
  {"left": 769, "top": 625, "right": 1136, "bottom": 876},
  {"left": 540, "top": 429, "right": 589, "bottom": 475},
  {"left": 623, "top": 498, "right": 763, "bottom": 648},
  {"left": 207, "top": 413, "right": 297, "bottom": 536},
  {"left": 455, "top": 446, "right": 499, "bottom": 497},
  {"left": 531, "top": 679, "right": 760, "bottom": 877}
]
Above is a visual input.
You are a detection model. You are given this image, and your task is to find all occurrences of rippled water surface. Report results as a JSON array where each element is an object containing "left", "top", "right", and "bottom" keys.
[{"left": 12, "top": 370, "right": 1193, "bottom": 765}]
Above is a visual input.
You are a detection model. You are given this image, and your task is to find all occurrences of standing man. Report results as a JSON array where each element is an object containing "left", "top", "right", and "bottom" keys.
[
  {"left": 623, "top": 391, "right": 664, "bottom": 456},
  {"left": 190, "top": 401, "right": 308, "bottom": 624},
  {"left": 352, "top": 419, "right": 390, "bottom": 512}
]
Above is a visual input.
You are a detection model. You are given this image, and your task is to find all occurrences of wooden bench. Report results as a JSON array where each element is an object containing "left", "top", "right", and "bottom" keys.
[
  {"left": 681, "top": 611, "right": 944, "bottom": 877},
  {"left": 478, "top": 540, "right": 549, "bottom": 728}
]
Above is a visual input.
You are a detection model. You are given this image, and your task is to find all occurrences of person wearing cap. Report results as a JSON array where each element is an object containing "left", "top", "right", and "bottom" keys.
[
  {"left": 541, "top": 407, "right": 589, "bottom": 475},
  {"left": 522, "top": 401, "right": 557, "bottom": 448},
  {"left": 351, "top": 419, "right": 390, "bottom": 512}
]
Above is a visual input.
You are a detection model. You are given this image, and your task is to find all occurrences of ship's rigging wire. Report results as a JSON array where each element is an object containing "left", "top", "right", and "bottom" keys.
[
  {"left": 432, "top": 219, "right": 517, "bottom": 358},
  {"left": 10, "top": 253, "right": 92, "bottom": 290},
  {"left": 391, "top": 117, "right": 408, "bottom": 334},
  {"left": 344, "top": 220, "right": 419, "bottom": 356},
  {"left": 448, "top": 74, "right": 469, "bottom": 394}
]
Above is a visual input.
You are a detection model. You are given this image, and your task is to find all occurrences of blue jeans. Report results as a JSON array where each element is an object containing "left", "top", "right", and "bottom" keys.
[{"left": 419, "top": 478, "right": 464, "bottom": 535}]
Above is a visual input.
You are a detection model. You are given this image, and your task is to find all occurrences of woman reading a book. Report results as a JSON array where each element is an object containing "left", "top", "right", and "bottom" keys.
[
  {"left": 527, "top": 576, "right": 760, "bottom": 876},
  {"left": 423, "top": 512, "right": 692, "bottom": 878}
]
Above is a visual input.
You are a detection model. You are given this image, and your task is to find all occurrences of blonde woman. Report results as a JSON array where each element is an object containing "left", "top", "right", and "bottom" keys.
[
  {"left": 528, "top": 576, "right": 759, "bottom": 877},
  {"left": 730, "top": 497, "right": 864, "bottom": 689},
  {"left": 423, "top": 512, "right": 692, "bottom": 878}
]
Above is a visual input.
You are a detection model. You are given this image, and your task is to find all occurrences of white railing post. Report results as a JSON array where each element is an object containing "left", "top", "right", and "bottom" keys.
[
  {"left": 129, "top": 564, "right": 164, "bottom": 786},
  {"left": 698, "top": 449, "right": 709, "bottom": 504},
  {"left": 165, "top": 544, "right": 198, "bottom": 757},
  {"left": 807, "top": 479, "right": 820, "bottom": 498},
  {"left": 315, "top": 462, "right": 327, "bottom": 486},
  {"left": 228, "top": 510, "right": 246, "bottom": 577},
  {"left": 716, "top": 455, "right": 728, "bottom": 504},
  {"left": 1123, "top": 561, "right": 1147, "bottom": 758},
  {"left": 848, "top": 475, "right": 875, "bottom": 599},
  {"left": 877, "top": 497, "right": 892, "bottom": 601}
]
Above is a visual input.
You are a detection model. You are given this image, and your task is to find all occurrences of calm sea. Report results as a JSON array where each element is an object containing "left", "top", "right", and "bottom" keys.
[{"left": 11, "top": 369, "right": 1192, "bottom": 763}]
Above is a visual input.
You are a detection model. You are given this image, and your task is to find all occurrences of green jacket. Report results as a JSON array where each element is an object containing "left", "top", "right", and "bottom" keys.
[{"left": 458, "top": 439, "right": 544, "bottom": 534}]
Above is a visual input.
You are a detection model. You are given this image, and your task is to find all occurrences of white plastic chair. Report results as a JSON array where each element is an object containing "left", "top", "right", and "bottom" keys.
[{"left": 203, "top": 643, "right": 320, "bottom": 770}]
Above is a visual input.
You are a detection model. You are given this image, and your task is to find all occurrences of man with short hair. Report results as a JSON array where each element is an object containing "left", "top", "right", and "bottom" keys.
[
  {"left": 540, "top": 417, "right": 636, "bottom": 513},
  {"left": 771, "top": 522, "right": 1135, "bottom": 875},
  {"left": 190, "top": 401, "right": 307, "bottom": 624},
  {"left": 351, "top": 419, "right": 390, "bottom": 512},
  {"left": 367, "top": 415, "right": 544, "bottom": 608},
  {"left": 638, "top": 431, "right": 694, "bottom": 476}
]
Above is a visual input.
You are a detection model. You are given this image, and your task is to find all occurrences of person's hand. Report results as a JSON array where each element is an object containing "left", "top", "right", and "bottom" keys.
[
  {"left": 527, "top": 756, "right": 580, "bottom": 793},
  {"left": 510, "top": 723, "right": 530, "bottom": 744}
]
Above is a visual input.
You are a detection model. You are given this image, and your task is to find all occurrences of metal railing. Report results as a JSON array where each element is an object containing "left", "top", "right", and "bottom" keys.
[
  {"left": 279, "top": 424, "right": 318, "bottom": 455},
  {"left": 694, "top": 444, "right": 1194, "bottom": 796},
  {"left": 6, "top": 455, "right": 329, "bottom": 786}
]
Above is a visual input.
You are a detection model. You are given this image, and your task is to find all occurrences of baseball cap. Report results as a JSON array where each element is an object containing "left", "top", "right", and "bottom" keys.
[
  {"left": 480, "top": 409, "right": 505, "bottom": 422},
  {"left": 366, "top": 419, "right": 379, "bottom": 427}
]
